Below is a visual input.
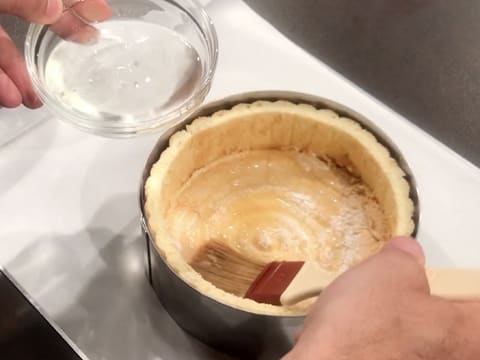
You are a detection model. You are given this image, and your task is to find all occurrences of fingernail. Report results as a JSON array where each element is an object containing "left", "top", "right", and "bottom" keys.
[
  {"left": 385, "top": 236, "right": 425, "bottom": 265},
  {"left": 29, "top": 95, "right": 43, "bottom": 109},
  {"left": 73, "top": 0, "right": 112, "bottom": 22},
  {"left": 24, "top": 89, "right": 43, "bottom": 109}
]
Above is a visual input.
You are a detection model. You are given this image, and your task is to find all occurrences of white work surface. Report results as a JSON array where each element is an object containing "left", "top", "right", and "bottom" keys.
[{"left": 1, "top": 1, "right": 479, "bottom": 359}]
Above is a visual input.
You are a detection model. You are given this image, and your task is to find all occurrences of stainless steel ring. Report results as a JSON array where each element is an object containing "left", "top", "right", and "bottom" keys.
[{"left": 138, "top": 91, "right": 421, "bottom": 359}]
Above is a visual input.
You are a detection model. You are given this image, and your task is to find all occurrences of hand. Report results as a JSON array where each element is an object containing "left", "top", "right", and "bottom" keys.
[
  {"left": 0, "top": 0, "right": 110, "bottom": 109},
  {"left": 283, "top": 237, "right": 480, "bottom": 360}
]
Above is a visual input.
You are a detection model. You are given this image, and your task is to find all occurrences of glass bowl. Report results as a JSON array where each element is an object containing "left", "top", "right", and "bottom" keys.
[{"left": 25, "top": 0, "right": 218, "bottom": 137}]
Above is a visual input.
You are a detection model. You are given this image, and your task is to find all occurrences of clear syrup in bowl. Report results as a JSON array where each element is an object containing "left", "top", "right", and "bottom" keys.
[{"left": 44, "top": 20, "right": 202, "bottom": 122}]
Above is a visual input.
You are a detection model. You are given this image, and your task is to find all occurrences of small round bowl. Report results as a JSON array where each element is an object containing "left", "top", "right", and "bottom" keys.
[{"left": 25, "top": 0, "right": 218, "bottom": 137}]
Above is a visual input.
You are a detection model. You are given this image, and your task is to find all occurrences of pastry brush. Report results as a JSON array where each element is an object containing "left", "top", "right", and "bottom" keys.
[{"left": 190, "top": 240, "right": 480, "bottom": 306}]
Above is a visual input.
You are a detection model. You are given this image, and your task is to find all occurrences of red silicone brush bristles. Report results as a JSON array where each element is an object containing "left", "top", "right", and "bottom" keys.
[{"left": 244, "top": 261, "right": 304, "bottom": 305}]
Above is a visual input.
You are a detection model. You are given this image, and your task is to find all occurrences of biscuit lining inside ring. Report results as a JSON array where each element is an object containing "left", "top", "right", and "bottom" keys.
[{"left": 144, "top": 100, "right": 414, "bottom": 316}]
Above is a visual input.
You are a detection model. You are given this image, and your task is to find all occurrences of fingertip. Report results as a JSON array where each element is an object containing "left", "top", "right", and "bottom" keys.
[
  {"left": 68, "top": 26, "right": 99, "bottom": 44},
  {"left": 0, "top": 73, "right": 22, "bottom": 108},
  {"left": 21, "top": 80, "right": 43, "bottom": 109},
  {"left": 384, "top": 236, "right": 425, "bottom": 266},
  {"left": 49, "top": 11, "right": 100, "bottom": 44},
  {"left": 24, "top": 93, "right": 43, "bottom": 109}
]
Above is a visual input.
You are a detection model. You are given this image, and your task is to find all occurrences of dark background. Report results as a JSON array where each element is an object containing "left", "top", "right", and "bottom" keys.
[
  {"left": 244, "top": 0, "right": 480, "bottom": 166},
  {"left": 0, "top": 271, "right": 83, "bottom": 359}
]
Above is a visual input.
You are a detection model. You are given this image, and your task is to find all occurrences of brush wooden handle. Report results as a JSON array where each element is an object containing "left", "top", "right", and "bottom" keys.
[
  {"left": 427, "top": 268, "right": 480, "bottom": 300},
  {"left": 280, "top": 262, "right": 337, "bottom": 306},
  {"left": 280, "top": 263, "right": 480, "bottom": 306}
]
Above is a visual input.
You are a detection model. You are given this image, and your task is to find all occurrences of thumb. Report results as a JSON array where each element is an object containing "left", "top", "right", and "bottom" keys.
[
  {"left": 372, "top": 236, "right": 428, "bottom": 293},
  {"left": 0, "top": 0, "right": 63, "bottom": 24},
  {"left": 383, "top": 236, "right": 426, "bottom": 266}
]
